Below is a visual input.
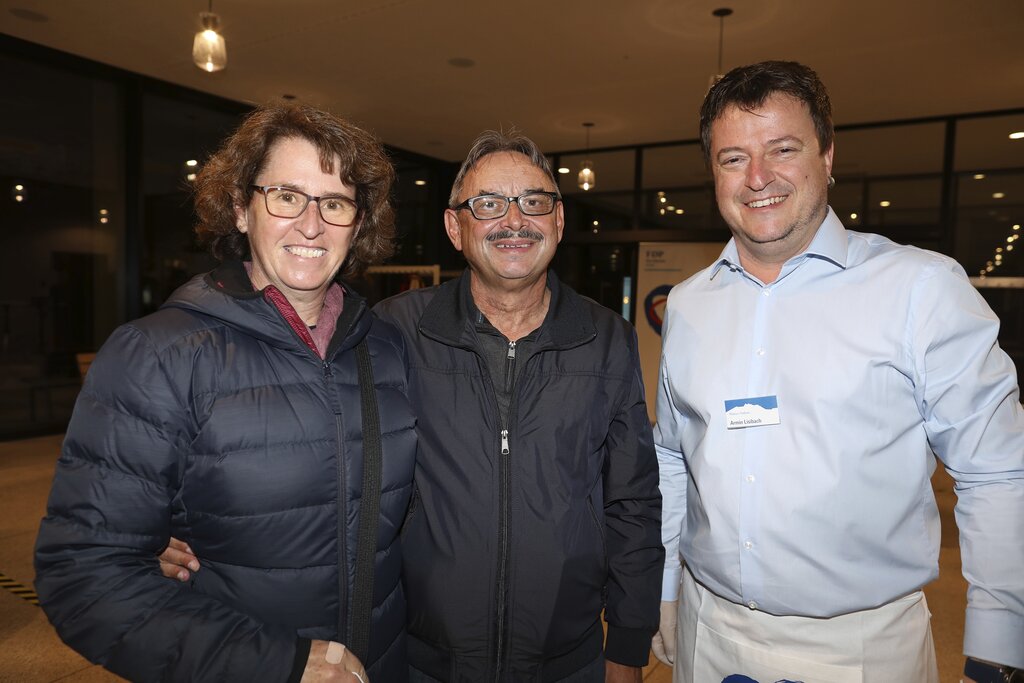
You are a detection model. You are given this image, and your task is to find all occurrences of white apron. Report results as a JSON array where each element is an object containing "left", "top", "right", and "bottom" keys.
[{"left": 673, "top": 568, "right": 938, "bottom": 683}]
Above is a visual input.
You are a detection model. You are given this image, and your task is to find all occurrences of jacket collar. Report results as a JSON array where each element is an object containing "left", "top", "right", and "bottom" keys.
[
  {"left": 418, "top": 269, "right": 597, "bottom": 350},
  {"left": 167, "top": 260, "right": 368, "bottom": 358}
]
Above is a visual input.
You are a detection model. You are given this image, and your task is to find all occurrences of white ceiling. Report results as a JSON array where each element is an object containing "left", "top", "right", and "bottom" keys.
[{"left": 2, "top": 0, "right": 1022, "bottom": 162}]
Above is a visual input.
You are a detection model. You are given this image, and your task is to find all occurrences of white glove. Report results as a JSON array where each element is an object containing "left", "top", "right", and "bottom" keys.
[{"left": 651, "top": 600, "right": 678, "bottom": 666}]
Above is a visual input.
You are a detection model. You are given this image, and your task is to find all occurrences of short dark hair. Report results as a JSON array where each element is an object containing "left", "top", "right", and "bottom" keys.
[
  {"left": 193, "top": 103, "right": 396, "bottom": 278},
  {"left": 700, "top": 61, "right": 833, "bottom": 165},
  {"left": 449, "top": 129, "right": 560, "bottom": 207}
]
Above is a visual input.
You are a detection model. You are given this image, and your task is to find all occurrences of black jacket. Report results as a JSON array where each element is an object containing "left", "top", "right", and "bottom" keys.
[
  {"left": 35, "top": 261, "right": 416, "bottom": 682},
  {"left": 375, "top": 270, "right": 663, "bottom": 682}
]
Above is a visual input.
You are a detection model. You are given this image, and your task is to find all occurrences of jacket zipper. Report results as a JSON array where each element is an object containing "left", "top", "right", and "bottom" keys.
[
  {"left": 265, "top": 299, "right": 352, "bottom": 645},
  {"left": 494, "top": 339, "right": 516, "bottom": 681}
]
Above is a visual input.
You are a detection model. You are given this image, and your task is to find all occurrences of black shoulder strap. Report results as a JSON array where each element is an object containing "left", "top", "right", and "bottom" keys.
[{"left": 350, "top": 338, "right": 382, "bottom": 662}]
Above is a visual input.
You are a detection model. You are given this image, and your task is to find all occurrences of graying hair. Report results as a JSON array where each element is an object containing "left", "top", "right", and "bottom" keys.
[{"left": 448, "top": 129, "right": 561, "bottom": 207}]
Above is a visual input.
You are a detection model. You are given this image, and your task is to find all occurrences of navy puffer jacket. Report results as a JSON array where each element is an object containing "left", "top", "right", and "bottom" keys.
[{"left": 35, "top": 261, "right": 416, "bottom": 682}]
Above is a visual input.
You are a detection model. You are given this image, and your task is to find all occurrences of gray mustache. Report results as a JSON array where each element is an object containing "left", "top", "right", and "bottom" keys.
[{"left": 486, "top": 229, "right": 544, "bottom": 242}]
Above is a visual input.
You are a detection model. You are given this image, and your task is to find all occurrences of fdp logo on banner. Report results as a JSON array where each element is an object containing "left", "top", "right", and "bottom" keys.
[{"left": 643, "top": 284, "right": 673, "bottom": 336}]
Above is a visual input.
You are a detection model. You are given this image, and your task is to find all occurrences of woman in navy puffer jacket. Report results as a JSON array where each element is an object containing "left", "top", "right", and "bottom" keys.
[{"left": 34, "top": 104, "right": 416, "bottom": 683}]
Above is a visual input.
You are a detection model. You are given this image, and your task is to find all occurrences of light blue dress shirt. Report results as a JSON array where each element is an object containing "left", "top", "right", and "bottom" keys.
[{"left": 655, "top": 208, "right": 1024, "bottom": 668}]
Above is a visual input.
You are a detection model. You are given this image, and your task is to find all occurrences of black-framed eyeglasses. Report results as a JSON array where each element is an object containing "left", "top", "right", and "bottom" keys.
[
  {"left": 453, "top": 191, "right": 560, "bottom": 220},
  {"left": 250, "top": 185, "right": 359, "bottom": 227}
]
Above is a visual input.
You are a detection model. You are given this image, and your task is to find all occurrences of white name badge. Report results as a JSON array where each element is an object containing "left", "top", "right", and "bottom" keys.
[{"left": 724, "top": 395, "right": 780, "bottom": 429}]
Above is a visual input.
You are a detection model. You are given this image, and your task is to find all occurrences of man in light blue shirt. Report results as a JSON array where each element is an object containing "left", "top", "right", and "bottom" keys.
[{"left": 652, "top": 61, "right": 1023, "bottom": 682}]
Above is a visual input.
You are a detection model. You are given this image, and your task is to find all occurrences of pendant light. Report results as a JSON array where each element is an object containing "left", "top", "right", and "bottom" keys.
[
  {"left": 578, "top": 122, "right": 596, "bottom": 192},
  {"left": 192, "top": 0, "right": 227, "bottom": 73},
  {"left": 708, "top": 7, "right": 733, "bottom": 89}
]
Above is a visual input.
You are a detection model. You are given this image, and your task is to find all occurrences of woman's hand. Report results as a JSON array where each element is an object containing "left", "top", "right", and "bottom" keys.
[
  {"left": 301, "top": 640, "right": 368, "bottom": 682},
  {"left": 158, "top": 537, "right": 200, "bottom": 581}
]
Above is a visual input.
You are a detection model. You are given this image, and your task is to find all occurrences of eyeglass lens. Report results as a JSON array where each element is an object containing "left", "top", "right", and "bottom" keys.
[
  {"left": 470, "top": 193, "right": 556, "bottom": 219},
  {"left": 262, "top": 187, "right": 357, "bottom": 226}
]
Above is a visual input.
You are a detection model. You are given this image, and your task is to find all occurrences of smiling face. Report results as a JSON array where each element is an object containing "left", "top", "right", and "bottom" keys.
[
  {"left": 235, "top": 136, "right": 356, "bottom": 307},
  {"left": 710, "top": 93, "right": 834, "bottom": 280},
  {"left": 444, "top": 151, "right": 564, "bottom": 292}
]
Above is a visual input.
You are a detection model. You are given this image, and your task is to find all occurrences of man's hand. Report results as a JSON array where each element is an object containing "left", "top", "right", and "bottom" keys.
[
  {"left": 301, "top": 640, "right": 367, "bottom": 682},
  {"left": 650, "top": 600, "right": 678, "bottom": 666},
  {"left": 158, "top": 536, "right": 200, "bottom": 582},
  {"left": 605, "top": 660, "right": 642, "bottom": 683}
]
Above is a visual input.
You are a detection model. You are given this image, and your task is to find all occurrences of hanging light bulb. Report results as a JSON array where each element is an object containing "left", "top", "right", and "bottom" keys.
[
  {"left": 578, "top": 122, "right": 596, "bottom": 192},
  {"left": 708, "top": 8, "right": 733, "bottom": 89},
  {"left": 192, "top": 1, "right": 227, "bottom": 73}
]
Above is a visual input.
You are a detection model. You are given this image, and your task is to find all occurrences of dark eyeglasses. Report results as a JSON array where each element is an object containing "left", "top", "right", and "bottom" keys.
[
  {"left": 453, "top": 191, "right": 560, "bottom": 220},
  {"left": 251, "top": 185, "right": 359, "bottom": 227}
]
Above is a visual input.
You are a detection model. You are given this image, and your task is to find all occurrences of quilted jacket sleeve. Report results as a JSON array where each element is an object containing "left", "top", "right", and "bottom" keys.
[{"left": 34, "top": 323, "right": 301, "bottom": 683}]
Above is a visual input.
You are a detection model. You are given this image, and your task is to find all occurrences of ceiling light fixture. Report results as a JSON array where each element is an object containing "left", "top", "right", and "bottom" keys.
[
  {"left": 709, "top": 8, "right": 733, "bottom": 89},
  {"left": 1009, "top": 131, "right": 1024, "bottom": 140},
  {"left": 557, "top": 167, "right": 570, "bottom": 175},
  {"left": 192, "top": 0, "right": 227, "bottom": 73},
  {"left": 578, "top": 122, "right": 596, "bottom": 192}
]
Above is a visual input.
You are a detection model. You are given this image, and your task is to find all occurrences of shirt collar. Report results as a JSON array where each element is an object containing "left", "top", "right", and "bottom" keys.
[{"left": 709, "top": 206, "right": 848, "bottom": 280}]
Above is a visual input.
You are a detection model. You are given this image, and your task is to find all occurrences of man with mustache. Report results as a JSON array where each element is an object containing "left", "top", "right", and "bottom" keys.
[
  {"left": 165, "top": 130, "right": 665, "bottom": 682},
  {"left": 375, "top": 130, "right": 663, "bottom": 682},
  {"left": 652, "top": 61, "right": 1024, "bottom": 682}
]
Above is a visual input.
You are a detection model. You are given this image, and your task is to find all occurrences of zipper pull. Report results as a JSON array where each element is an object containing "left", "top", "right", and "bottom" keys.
[
  {"left": 322, "top": 360, "right": 332, "bottom": 378},
  {"left": 507, "top": 341, "right": 516, "bottom": 360},
  {"left": 500, "top": 429, "right": 510, "bottom": 455}
]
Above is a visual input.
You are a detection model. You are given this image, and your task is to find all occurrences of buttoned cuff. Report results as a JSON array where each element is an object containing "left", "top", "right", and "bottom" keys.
[
  {"left": 964, "top": 606, "right": 1024, "bottom": 669},
  {"left": 661, "top": 564, "right": 682, "bottom": 601},
  {"left": 604, "top": 625, "right": 653, "bottom": 667}
]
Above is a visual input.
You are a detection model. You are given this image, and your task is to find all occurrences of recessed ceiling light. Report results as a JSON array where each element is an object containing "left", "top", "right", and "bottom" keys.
[
  {"left": 186, "top": 159, "right": 198, "bottom": 167},
  {"left": 675, "top": 208, "right": 684, "bottom": 214},
  {"left": 850, "top": 212, "right": 858, "bottom": 220},
  {"left": 1009, "top": 131, "right": 1024, "bottom": 140},
  {"left": 973, "top": 173, "right": 986, "bottom": 180},
  {"left": 993, "top": 192, "right": 1006, "bottom": 199},
  {"left": 1014, "top": 224, "right": 1020, "bottom": 231},
  {"left": 1008, "top": 244, "right": 1015, "bottom": 251},
  {"left": 447, "top": 57, "right": 475, "bottom": 68},
  {"left": 557, "top": 167, "right": 570, "bottom": 174},
  {"left": 879, "top": 200, "right": 891, "bottom": 207},
  {"left": 666, "top": 205, "right": 675, "bottom": 211},
  {"left": 414, "top": 180, "right": 426, "bottom": 186}
]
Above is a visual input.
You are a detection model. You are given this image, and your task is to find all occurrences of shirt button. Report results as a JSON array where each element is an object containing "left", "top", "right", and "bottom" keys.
[
  {"left": 756, "top": 348, "right": 766, "bottom": 356},
  {"left": 746, "top": 474, "right": 755, "bottom": 483},
  {"left": 762, "top": 289, "right": 771, "bottom": 297},
  {"left": 743, "top": 540, "right": 753, "bottom": 550},
  {"left": 748, "top": 601, "right": 758, "bottom": 610}
]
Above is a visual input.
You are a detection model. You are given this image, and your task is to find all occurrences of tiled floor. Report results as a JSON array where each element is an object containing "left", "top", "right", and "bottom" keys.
[{"left": 0, "top": 435, "right": 965, "bottom": 682}]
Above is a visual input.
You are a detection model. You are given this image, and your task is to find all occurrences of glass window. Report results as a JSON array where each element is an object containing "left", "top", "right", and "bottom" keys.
[
  {"left": 641, "top": 144, "right": 717, "bottom": 231},
  {"left": 140, "top": 94, "right": 240, "bottom": 314},
  {"left": 0, "top": 53, "right": 125, "bottom": 435}
]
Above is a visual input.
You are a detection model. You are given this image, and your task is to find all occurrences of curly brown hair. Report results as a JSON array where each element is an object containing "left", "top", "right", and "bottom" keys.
[{"left": 193, "top": 103, "right": 396, "bottom": 278}]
